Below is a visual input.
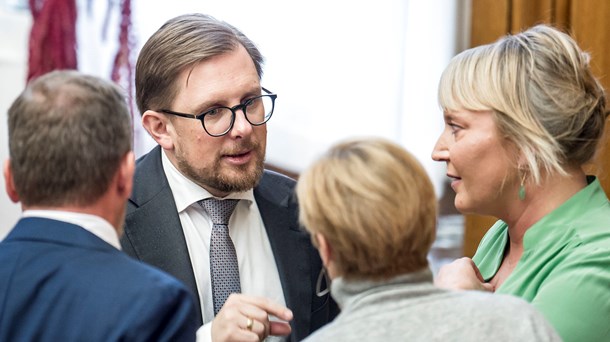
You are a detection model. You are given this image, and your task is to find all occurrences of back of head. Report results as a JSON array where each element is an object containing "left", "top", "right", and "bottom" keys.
[
  {"left": 7, "top": 70, "right": 132, "bottom": 207},
  {"left": 135, "top": 13, "right": 264, "bottom": 114},
  {"left": 297, "top": 138, "right": 437, "bottom": 281},
  {"left": 439, "top": 24, "right": 608, "bottom": 183}
]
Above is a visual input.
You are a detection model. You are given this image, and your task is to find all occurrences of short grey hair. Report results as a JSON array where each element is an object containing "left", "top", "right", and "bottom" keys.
[{"left": 8, "top": 70, "right": 133, "bottom": 207}]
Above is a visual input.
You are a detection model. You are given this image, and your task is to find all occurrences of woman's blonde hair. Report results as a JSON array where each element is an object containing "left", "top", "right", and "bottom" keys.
[
  {"left": 439, "top": 24, "right": 608, "bottom": 184},
  {"left": 296, "top": 138, "right": 437, "bottom": 281}
]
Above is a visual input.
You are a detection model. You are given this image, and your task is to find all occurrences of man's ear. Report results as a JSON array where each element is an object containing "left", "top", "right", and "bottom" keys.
[
  {"left": 141, "top": 110, "right": 175, "bottom": 150},
  {"left": 3, "top": 159, "right": 20, "bottom": 203},
  {"left": 116, "top": 151, "right": 135, "bottom": 200}
]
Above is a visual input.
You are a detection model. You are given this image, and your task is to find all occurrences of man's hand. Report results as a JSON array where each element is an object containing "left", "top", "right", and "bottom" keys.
[
  {"left": 434, "top": 257, "right": 494, "bottom": 292},
  {"left": 211, "top": 294, "right": 293, "bottom": 342}
]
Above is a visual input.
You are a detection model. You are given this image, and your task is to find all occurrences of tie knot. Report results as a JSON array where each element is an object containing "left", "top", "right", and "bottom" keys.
[{"left": 199, "top": 198, "right": 239, "bottom": 225}]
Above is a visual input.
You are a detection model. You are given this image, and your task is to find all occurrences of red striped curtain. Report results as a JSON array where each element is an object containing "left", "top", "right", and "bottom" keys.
[
  {"left": 27, "top": 0, "right": 134, "bottom": 92},
  {"left": 27, "top": 0, "right": 77, "bottom": 82}
]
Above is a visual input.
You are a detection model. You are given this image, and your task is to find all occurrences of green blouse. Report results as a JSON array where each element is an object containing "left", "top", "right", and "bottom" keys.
[{"left": 473, "top": 177, "right": 610, "bottom": 342}]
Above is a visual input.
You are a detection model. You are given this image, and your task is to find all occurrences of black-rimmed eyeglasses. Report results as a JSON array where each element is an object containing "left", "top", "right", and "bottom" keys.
[{"left": 160, "top": 87, "right": 277, "bottom": 137}]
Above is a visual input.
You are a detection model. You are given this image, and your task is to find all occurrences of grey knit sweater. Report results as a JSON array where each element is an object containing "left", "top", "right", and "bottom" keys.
[{"left": 303, "top": 268, "right": 561, "bottom": 342}]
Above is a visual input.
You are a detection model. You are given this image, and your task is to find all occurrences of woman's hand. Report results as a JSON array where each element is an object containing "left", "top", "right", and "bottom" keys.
[{"left": 434, "top": 257, "right": 495, "bottom": 292}]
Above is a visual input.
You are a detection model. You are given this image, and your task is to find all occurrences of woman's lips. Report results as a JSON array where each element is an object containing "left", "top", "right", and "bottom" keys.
[{"left": 448, "top": 175, "right": 461, "bottom": 191}]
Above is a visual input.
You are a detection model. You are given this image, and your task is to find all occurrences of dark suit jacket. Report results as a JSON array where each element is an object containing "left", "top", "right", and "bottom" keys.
[
  {"left": 0, "top": 217, "right": 198, "bottom": 342},
  {"left": 121, "top": 146, "right": 338, "bottom": 341}
]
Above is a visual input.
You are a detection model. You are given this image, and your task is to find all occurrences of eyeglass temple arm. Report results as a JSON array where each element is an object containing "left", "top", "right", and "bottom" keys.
[{"left": 161, "top": 109, "right": 197, "bottom": 119}]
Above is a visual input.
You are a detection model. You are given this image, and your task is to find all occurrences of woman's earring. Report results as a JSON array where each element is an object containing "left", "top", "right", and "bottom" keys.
[
  {"left": 519, "top": 172, "right": 527, "bottom": 201},
  {"left": 316, "top": 267, "right": 330, "bottom": 297}
]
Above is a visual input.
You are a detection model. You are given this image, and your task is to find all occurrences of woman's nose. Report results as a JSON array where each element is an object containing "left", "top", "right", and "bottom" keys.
[{"left": 431, "top": 133, "right": 449, "bottom": 162}]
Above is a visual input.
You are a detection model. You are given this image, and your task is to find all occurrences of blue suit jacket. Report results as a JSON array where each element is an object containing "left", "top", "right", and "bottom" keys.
[
  {"left": 121, "top": 146, "right": 338, "bottom": 341},
  {"left": 0, "top": 217, "right": 198, "bottom": 342}
]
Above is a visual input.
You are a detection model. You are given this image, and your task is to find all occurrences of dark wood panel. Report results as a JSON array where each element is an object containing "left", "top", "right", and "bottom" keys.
[
  {"left": 511, "top": 0, "right": 553, "bottom": 32},
  {"left": 471, "top": 0, "right": 510, "bottom": 46},
  {"left": 464, "top": 215, "right": 498, "bottom": 257},
  {"left": 571, "top": 0, "right": 610, "bottom": 197},
  {"left": 552, "top": 0, "right": 571, "bottom": 29}
]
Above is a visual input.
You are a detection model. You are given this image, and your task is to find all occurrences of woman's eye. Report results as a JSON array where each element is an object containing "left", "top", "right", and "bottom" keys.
[{"left": 448, "top": 123, "right": 461, "bottom": 135}]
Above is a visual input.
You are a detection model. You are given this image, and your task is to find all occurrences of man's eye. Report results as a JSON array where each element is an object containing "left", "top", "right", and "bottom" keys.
[
  {"left": 205, "top": 108, "right": 222, "bottom": 116},
  {"left": 244, "top": 97, "right": 261, "bottom": 108},
  {"left": 243, "top": 97, "right": 255, "bottom": 106}
]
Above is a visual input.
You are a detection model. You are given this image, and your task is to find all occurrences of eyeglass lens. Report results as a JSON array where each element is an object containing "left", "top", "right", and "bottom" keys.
[{"left": 203, "top": 95, "right": 274, "bottom": 135}]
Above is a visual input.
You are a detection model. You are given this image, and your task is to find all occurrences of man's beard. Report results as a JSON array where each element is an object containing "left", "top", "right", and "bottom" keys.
[{"left": 176, "top": 141, "right": 265, "bottom": 195}]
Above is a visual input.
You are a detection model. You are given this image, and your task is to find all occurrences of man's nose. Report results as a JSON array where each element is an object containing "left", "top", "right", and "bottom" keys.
[{"left": 228, "top": 107, "right": 253, "bottom": 138}]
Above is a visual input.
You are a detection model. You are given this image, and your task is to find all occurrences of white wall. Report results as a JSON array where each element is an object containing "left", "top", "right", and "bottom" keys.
[
  {"left": 400, "top": 0, "right": 471, "bottom": 197},
  {"left": 128, "top": 0, "right": 460, "bottom": 191},
  {"left": 0, "top": 0, "right": 469, "bottom": 239},
  {"left": 0, "top": 6, "right": 29, "bottom": 238}
]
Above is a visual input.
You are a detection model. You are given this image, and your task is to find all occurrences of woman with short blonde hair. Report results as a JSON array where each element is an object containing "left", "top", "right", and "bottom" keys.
[
  {"left": 298, "top": 138, "right": 560, "bottom": 341},
  {"left": 433, "top": 24, "right": 610, "bottom": 342}
]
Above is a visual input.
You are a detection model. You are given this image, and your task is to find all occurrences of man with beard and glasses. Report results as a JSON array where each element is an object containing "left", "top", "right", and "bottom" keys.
[{"left": 121, "top": 13, "right": 338, "bottom": 342}]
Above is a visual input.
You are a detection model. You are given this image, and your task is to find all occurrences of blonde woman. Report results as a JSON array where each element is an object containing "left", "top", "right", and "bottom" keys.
[
  {"left": 297, "top": 138, "right": 559, "bottom": 341},
  {"left": 432, "top": 24, "right": 610, "bottom": 341}
]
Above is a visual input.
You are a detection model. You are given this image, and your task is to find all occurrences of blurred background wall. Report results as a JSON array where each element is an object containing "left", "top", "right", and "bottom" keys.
[
  {"left": 3, "top": 0, "right": 606, "bottom": 272},
  {"left": 0, "top": 0, "right": 471, "bottom": 244},
  {"left": 0, "top": 0, "right": 484, "bottom": 274},
  {"left": 0, "top": 2, "right": 29, "bottom": 235}
]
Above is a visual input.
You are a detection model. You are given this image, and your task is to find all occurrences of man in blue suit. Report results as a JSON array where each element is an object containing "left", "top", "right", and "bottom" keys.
[{"left": 0, "top": 70, "right": 199, "bottom": 341}]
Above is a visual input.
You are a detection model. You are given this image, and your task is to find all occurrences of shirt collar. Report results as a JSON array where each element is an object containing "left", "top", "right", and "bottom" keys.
[
  {"left": 21, "top": 209, "right": 121, "bottom": 249},
  {"left": 330, "top": 268, "right": 434, "bottom": 310},
  {"left": 161, "top": 149, "right": 254, "bottom": 213},
  {"left": 523, "top": 176, "right": 604, "bottom": 249}
]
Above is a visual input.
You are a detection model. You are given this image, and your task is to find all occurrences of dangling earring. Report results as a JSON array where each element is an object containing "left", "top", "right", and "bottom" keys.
[
  {"left": 316, "top": 267, "right": 330, "bottom": 297},
  {"left": 519, "top": 171, "right": 527, "bottom": 201}
]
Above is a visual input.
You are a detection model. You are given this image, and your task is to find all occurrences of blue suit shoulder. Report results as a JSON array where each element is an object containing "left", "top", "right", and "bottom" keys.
[{"left": 0, "top": 220, "right": 199, "bottom": 342}]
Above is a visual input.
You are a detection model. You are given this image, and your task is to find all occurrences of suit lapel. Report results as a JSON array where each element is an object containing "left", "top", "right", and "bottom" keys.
[
  {"left": 255, "top": 172, "right": 313, "bottom": 341},
  {"left": 124, "top": 193, "right": 197, "bottom": 291},
  {"left": 121, "top": 146, "right": 201, "bottom": 322},
  {"left": 123, "top": 149, "right": 318, "bottom": 331}
]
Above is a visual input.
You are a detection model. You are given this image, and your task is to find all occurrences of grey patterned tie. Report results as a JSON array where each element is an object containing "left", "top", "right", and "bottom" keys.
[{"left": 199, "top": 198, "right": 241, "bottom": 316}]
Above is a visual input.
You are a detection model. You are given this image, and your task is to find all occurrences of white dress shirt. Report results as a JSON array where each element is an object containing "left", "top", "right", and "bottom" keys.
[
  {"left": 161, "top": 151, "right": 286, "bottom": 341},
  {"left": 22, "top": 210, "right": 121, "bottom": 249}
]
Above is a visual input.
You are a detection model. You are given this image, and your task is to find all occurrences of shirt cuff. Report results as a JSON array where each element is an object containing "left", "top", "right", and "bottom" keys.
[{"left": 196, "top": 321, "right": 213, "bottom": 342}]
